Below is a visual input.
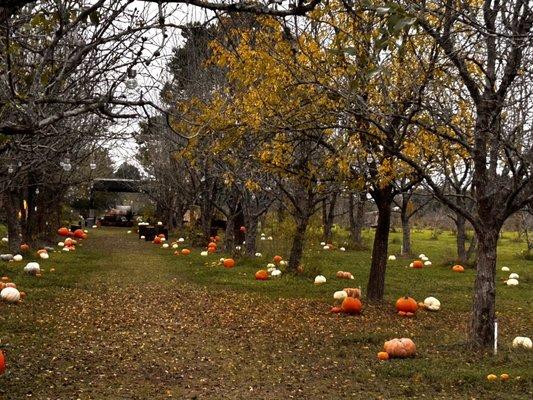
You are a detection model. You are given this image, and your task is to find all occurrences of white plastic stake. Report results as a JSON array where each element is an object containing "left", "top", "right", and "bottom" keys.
[{"left": 494, "top": 319, "right": 498, "bottom": 355}]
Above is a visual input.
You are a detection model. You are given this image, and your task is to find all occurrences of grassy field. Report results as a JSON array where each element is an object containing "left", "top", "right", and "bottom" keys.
[{"left": 0, "top": 226, "right": 531, "bottom": 399}]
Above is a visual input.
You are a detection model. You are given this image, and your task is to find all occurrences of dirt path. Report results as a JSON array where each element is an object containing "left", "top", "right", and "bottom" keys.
[{"left": 1, "top": 230, "right": 372, "bottom": 399}]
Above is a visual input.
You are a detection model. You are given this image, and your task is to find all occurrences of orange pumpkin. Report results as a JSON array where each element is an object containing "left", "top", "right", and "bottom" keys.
[
  {"left": 341, "top": 297, "right": 362, "bottom": 314},
  {"left": 208, "top": 242, "right": 217, "bottom": 248},
  {"left": 207, "top": 246, "right": 216, "bottom": 253},
  {"left": 181, "top": 249, "right": 191, "bottom": 255},
  {"left": 398, "top": 311, "right": 415, "bottom": 317},
  {"left": 0, "top": 350, "right": 5, "bottom": 375},
  {"left": 255, "top": 270, "right": 269, "bottom": 280},
  {"left": 1, "top": 277, "right": 9, "bottom": 282},
  {"left": 73, "top": 229, "right": 85, "bottom": 238},
  {"left": 383, "top": 338, "right": 416, "bottom": 358},
  {"left": 20, "top": 244, "right": 29, "bottom": 252},
  {"left": 223, "top": 258, "right": 235, "bottom": 268},
  {"left": 412, "top": 260, "right": 424, "bottom": 269},
  {"left": 57, "top": 227, "right": 69, "bottom": 236},
  {"left": 377, "top": 351, "right": 390, "bottom": 361},
  {"left": 343, "top": 288, "right": 361, "bottom": 299},
  {"left": 452, "top": 265, "right": 465, "bottom": 272},
  {"left": 153, "top": 237, "right": 162, "bottom": 244},
  {"left": 330, "top": 306, "right": 342, "bottom": 314},
  {"left": 240, "top": 226, "right": 246, "bottom": 233},
  {"left": 0, "top": 282, "right": 5, "bottom": 290},
  {"left": 6, "top": 282, "right": 16, "bottom": 288},
  {"left": 396, "top": 296, "right": 418, "bottom": 313},
  {"left": 273, "top": 255, "right": 283, "bottom": 264},
  {"left": 214, "top": 235, "right": 221, "bottom": 242},
  {"left": 19, "top": 291, "right": 26, "bottom": 299}
]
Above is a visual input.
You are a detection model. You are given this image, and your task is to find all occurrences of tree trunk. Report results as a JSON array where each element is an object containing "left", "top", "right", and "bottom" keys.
[
  {"left": 456, "top": 213, "right": 467, "bottom": 264},
  {"left": 224, "top": 215, "right": 235, "bottom": 252},
  {"left": 244, "top": 215, "right": 258, "bottom": 257},
  {"left": 288, "top": 215, "right": 310, "bottom": 272},
  {"left": 322, "top": 193, "right": 337, "bottom": 243},
  {"left": 366, "top": 189, "right": 393, "bottom": 301},
  {"left": 234, "top": 208, "right": 245, "bottom": 245},
  {"left": 4, "top": 190, "right": 22, "bottom": 253},
  {"left": 400, "top": 210, "right": 411, "bottom": 255},
  {"left": 470, "top": 227, "right": 499, "bottom": 348},
  {"left": 348, "top": 193, "right": 365, "bottom": 249}
]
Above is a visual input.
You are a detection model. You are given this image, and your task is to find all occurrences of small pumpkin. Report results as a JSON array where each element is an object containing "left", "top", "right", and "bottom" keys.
[
  {"left": 57, "top": 227, "right": 69, "bottom": 236},
  {"left": 20, "top": 244, "right": 30, "bottom": 252},
  {"left": 181, "top": 249, "right": 191, "bottom": 256},
  {"left": 214, "top": 235, "right": 221, "bottom": 242},
  {"left": 412, "top": 260, "right": 424, "bottom": 269},
  {"left": 383, "top": 338, "right": 416, "bottom": 358},
  {"left": 273, "top": 255, "right": 283, "bottom": 264},
  {"left": 512, "top": 336, "right": 532, "bottom": 349},
  {"left": 208, "top": 242, "right": 217, "bottom": 248},
  {"left": 500, "top": 374, "right": 510, "bottom": 381},
  {"left": 377, "top": 351, "right": 389, "bottom": 361},
  {"left": 396, "top": 296, "right": 418, "bottom": 313},
  {"left": 333, "top": 290, "right": 348, "bottom": 302},
  {"left": 153, "top": 237, "right": 162, "bottom": 244},
  {"left": 314, "top": 275, "right": 327, "bottom": 285},
  {"left": 0, "top": 350, "right": 5, "bottom": 375},
  {"left": 452, "top": 265, "right": 465, "bottom": 272},
  {"left": 255, "top": 270, "right": 269, "bottom": 281},
  {"left": 1, "top": 287, "right": 21, "bottom": 303},
  {"left": 486, "top": 374, "right": 497, "bottom": 382},
  {"left": 423, "top": 296, "right": 441, "bottom": 311},
  {"left": 343, "top": 288, "right": 361, "bottom": 299},
  {"left": 73, "top": 229, "right": 85, "bottom": 239},
  {"left": 341, "top": 297, "right": 362, "bottom": 314},
  {"left": 207, "top": 246, "right": 216, "bottom": 253},
  {"left": 223, "top": 258, "right": 235, "bottom": 268},
  {"left": 330, "top": 306, "right": 342, "bottom": 314}
]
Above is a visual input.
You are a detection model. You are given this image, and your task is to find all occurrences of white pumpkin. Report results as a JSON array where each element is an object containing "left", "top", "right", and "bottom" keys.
[
  {"left": 421, "top": 256, "right": 429, "bottom": 261},
  {"left": 424, "top": 261, "right": 432, "bottom": 266},
  {"left": 423, "top": 296, "right": 441, "bottom": 311},
  {"left": 314, "top": 275, "right": 327, "bottom": 285},
  {"left": 57, "top": 241, "right": 65, "bottom": 247},
  {"left": 333, "top": 290, "right": 348, "bottom": 301},
  {"left": 260, "top": 236, "right": 266, "bottom": 241},
  {"left": 512, "top": 336, "right": 532, "bottom": 349},
  {"left": 219, "top": 258, "right": 225, "bottom": 263},
  {"left": 279, "top": 260, "right": 287, "bottom": 267},
  {"left": 339, "top": 247, "right": 346, "bottom": 252},
  {"left": 418, "top": 254, "right": 426, "bottom": 258},
  {"left": 200, "top": 251, "right": 208, "bottom": 256},
  {"left": 506, "top": 278, "right": 519, "bottom": 286},
  {"left": 62, "top": 247, "right": 70, "bottom": 252},
  {"left": 160, "top": 237, "right": 166, "bottom": 242},
  {"left": 501, "top": 266, "right": 510, "bottom": 272},
  {"left": 1, "top": 237, "right": 8, "bottom": 243},
  {"left": 172, "top": 244, "right": 179, "bottom": 249},
  {"left": 267, "top": 266, "right": 276, "bottom": 273},
  {"left": 320, "top": 242, "right": 326, "bottom": 246},
  {"left": 235, "top": 246, "right": 242, "bottom": 251},
  {"left": 162, "top": 243, "right": 169, "bottom": 249},
  {"left": 83, "top": 229, "right": 88, "bottom": 233},
  {"left": 39, "top": 252, "right": 49, "bottom": 260},
  {"left": 388, "top": 255, "right": 396, "bottom": 261},
  {"left": 178, "top": 237, "right": 185, "bottom": 243},
  {"left": 140, "top": 235, "right": 145, "bottom": 239},
  {"left": 13, "top": 254, "right": 23, "bottom": 262},
  {"left": 0, "top": 254, "right": 13, "bottom": 261},
  {"left": 127, "top": 230, "right": 132, "bottom": 234},
  {"left": 255, "top": 252, "right": 262, "bottom": 257},
  {"left": 92, "top": 225, "right": 98, "bottom": 228},
  {"left": 271, "top": 269, "right": 282, "bottom": 277},
  {"left": 509, "top": 273, "right": 519, "bottom": 279},
  {"left": 268, "top": 236, "right": 273, "bottom": 241},
  {"left": 1, "top": 287, "right": 21, "bottom": 303},
  {"left": 157, "top": 221, "right": 163, "bottom": 226},
  {"left": 409, "top": 262, "right": 414, "bottom": 268},
  {"left": 261, "top": 233, "right": 266, "bottom": 237},
  {"left": 267, "top": 263, "right": 275, "bottom": 269},
  {"left": 24, "top": 262, "right": 41, "bottom": 275}
]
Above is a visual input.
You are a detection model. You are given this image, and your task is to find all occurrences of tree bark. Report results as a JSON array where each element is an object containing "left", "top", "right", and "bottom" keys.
[
  {"left": 470, "top": 226, "right": 499, "bottom": 348},
  {"left": 366, "top": 188, "right": 393, "bottom": 301},
  {"left": 400, "top": 210, "right": 411, "bottom": 255},
  {"left": 456, "top": 213, "right": 467, "bottom": 264},
  {"left": 348, "top": 193, "right": 365, "bottom": 249},
  {"left": 224, "top": 215, "right": 235, "bottom": 252},
  {"left": 4, "top": 190, "right": 22, "bottom": 253},
  {"left": 244, "top": 215, "right": 258, "bottom": 257},
  {"left": 288, "top": 215, "right": 310, "bottom": 272},
  {"left": 321, "top": 192, "right": 337, "bottom": 243}
]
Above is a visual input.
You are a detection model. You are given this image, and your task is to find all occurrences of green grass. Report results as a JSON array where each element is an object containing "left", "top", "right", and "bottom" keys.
[{"left": 0, "top": 226, "right": 531, "bottom": 399}]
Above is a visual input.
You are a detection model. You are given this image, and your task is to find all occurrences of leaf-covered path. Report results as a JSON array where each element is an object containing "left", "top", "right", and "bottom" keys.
[{"left": 1, "top": 229, "right": 531, "bottom": 399}]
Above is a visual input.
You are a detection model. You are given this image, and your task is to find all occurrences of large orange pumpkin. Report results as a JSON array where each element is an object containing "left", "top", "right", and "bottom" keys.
[
  {"left": 412, "top": 260, "right": 424, "bottom": 269},
  {"left": 57, "top": 227, "right": 69, "bottom": 236},
  {"left": 0, "top": 350, "right": 5, "bottom": 375},
  {"left": 181, "top": 248, "right": 191, "bottom": 256},
  {"left": 341, "top": 297, "right": 362, "bottom": 314},
  {"left": 395, "top": 296, "right": 418, "bottom": 313},
  {"left": 255, "top": 270, "right": 269, "bottom": 280},
  {"left": 20, "top": 244, "right": 30, "bottom": 252},
  {"left": 383, "top": 338, "right": 416, "bottom": 358},
  {"left": 207, "top": 246, "right": 216, "bottom": 253},
  {"left": 223, "top": 258, "right": 235, "bottom": 268},
  {"left": 73, "top": 229, "right": 85, "bottom": 238},
  {"left": 208, "top": 242, "right": 217, "bottom": 248},
  {"left": 273, "top": 255, "right": 283, "bottom": 264},
  {"left": 452, "top": 265, "right": 465, "bottom": 272}
]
